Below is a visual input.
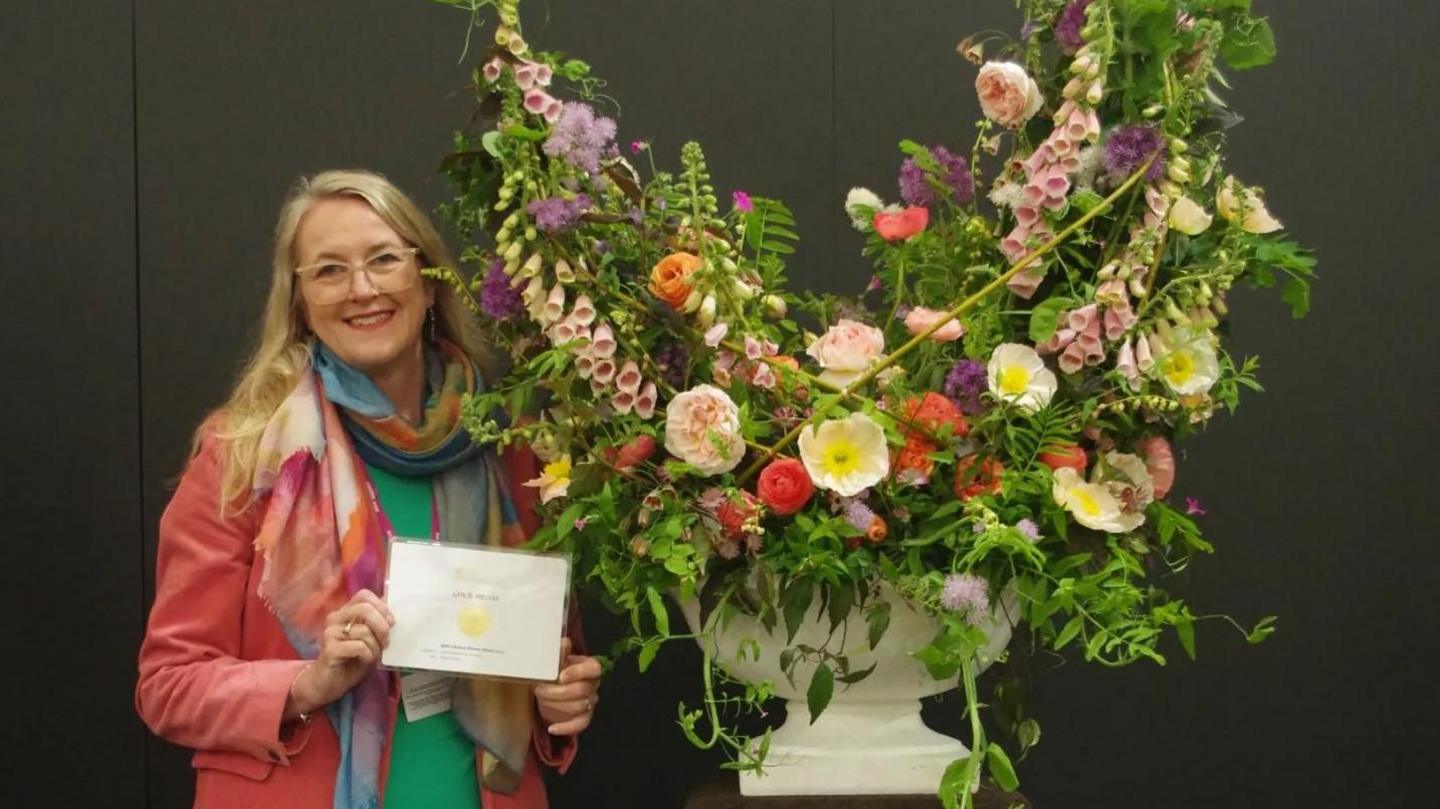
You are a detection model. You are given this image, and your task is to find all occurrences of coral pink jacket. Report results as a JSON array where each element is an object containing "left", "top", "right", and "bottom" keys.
[{"left": 136, "top": 436, "right": 577, "bottom": 809}]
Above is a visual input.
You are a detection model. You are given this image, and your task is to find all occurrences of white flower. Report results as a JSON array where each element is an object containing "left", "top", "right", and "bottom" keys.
[
  {"left": 1098, "top": 451, "right": 1155, "bottom": 517},
  {"left": 806, "top": 319, "right": 885, "bottom": 388},
  {"left": 1052, "top": 467, "right": 1142, "bottom": 534},
  {"left": 1216, "top": 176, "right": 1283, "bottom": 234},
  {"left": 986, "top": 343, "right": 1057, "bottom": 414},
  {"left": 1154, "top": 328, "right": 1219, "bottom": 396},
  {"left": 523, "top": 455, "right": 572, "bottom": 504},
  {"left": 664, "top": 384, "right": 746, "bottom": 476},
  {"left": 1168, "top": 195, "right": 1214, "bottom": 235},
  {"left": 844, "top": 187, "right": 884, "bottom": 231},
  {"left": 975, "top": 61, "right": 1044, "bottom": 128},
  {"left": 797, "top": 412, "right": 889, "bottom": 497}
]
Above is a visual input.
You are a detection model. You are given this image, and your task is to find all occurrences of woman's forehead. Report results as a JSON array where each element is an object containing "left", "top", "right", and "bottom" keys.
[{"left": 296, "top": 197, "right": 403, "bottom": 258}]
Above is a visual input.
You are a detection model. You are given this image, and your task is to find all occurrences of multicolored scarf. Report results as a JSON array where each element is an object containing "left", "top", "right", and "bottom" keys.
[{"left": 253, "top": 340, "right": 533, "bottom": 809}]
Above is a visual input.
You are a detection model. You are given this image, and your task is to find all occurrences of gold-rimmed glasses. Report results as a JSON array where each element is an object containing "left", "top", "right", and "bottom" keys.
[{"left": 294, "top": 246, "right": 422, "bottom": 305}]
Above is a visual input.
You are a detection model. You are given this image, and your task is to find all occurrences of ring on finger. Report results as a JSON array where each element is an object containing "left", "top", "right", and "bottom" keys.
[{"left": 343, "top": 619, "right": 355, "bottom": 638}]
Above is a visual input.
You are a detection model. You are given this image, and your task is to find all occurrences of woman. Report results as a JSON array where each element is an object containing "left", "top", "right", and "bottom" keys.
[{"left": 136, "top": 169, "right": 601, "bottom": 809}]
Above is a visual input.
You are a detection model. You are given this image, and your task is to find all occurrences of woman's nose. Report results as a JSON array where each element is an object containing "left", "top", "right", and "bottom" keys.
[{"left": 348, "top": 267, "right": 381, "bottom": 299}]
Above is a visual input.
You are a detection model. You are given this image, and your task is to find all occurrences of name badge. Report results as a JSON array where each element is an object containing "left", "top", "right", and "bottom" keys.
[
  {"left": 400, "top": 671, "right": 453, "bottom": 721},
  {"left": 382, "top": 539, "right": 571, "bottom": 682}
]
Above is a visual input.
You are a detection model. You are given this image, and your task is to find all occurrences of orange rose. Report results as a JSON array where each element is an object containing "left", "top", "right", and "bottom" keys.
[
  {"left": 649, "top": 252, "right": 702, "bottom": 309},
  {"left": 892, "top": 435, "right": 937, "bottom": 481},
  {"left": 954, "top": 455, "right": 1004, "bottom": 501}
]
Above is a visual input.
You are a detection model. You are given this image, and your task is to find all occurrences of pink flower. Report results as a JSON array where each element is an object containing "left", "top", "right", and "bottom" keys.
[
  {"left": 744, "top": 336, "right": 763, "bottom": 360},
  {"left": 903, "top": 307, "right": 965, "bottom": 342},
  {"left": 806, "top": 319, "right": 885, "bottom": 387},
  {"left": 612, "top": 390, "right": 635, "bottom": 414},
  {"left": 872, "top": 207, "right": 929, "bottom": 241},
  {"left": 590, "top": 322, "right": 616, "bottom": 359},
  {"left": 975, "top": 61, "right": 1044, "bottom": 128},
  {"left": 703, "top": 322, "right": 729, "bottom": 347},
  {"left": 616, "top": 360, "right": 642, "bottom": 395},
  {"left": 1115, "top": 338, "right": 1139, "bottom": 386},
  {"left": 1136, "top": 436, "right": 1176, "bottom": 500},
  {"left": 1059, "top": 341, "right": 1087, "bottom": 374},
  {"left": 591, "top": 358, "right": 616, "bottom": 385},
  {"left": 664, "top": 385, "right": 745, "bottom": 475},
  {"left": 524, "top": 89, "right": 562, "bottom": 123},
  {"left": 482, "top": 57, "right": 505, "bottom": 83},
  {"left": 1185, "top": 496, "right": 1206, "bottom": 516},
  {"left": 751, "top": 362, "right": 777, "bottom": 389},
  {"left": 634, "top": 381, "right": 658, "bottom": 419},
  {"left": 570, "top": 294, "right": 596, "bottom": 327}
]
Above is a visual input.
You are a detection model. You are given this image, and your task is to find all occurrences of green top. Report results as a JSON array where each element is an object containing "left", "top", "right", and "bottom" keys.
[{"left": 368, "top": 462, "right": 483, "bottom": 809}]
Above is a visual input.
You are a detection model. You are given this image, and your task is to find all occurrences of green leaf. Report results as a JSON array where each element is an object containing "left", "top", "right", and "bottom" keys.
[
  {"left": 1281, "top": 274, "right": 1310, "bottom": 318},
  {"left": 806, "top": 663, "right": 834, "bottom": 724},
  {"left": 646, "top": 587, "right": 670, "bottom": 637},
  {"left": 1028, "top": 297, "right": 1074, "bottom": 343},
  {"left": 1054, "top": 615, "right": 1085, "bottom": 651},
  {"left": 835, "top": 661, "right": 877, "bottom": 685},
  {"left": 637, "top": 638, "right": 662, "bottom": 672},
  {"left": 825, "top": 582, "right": 855, "bottom": 634},
  {"left": 780, "top": 579, "right": 814, "bottom": 643},
  {"left": 1017, "top": 718, "right": 1042, "bottom": 752},
  {"left": 480, "top": 130, "right": 503, "bottom": 158},
  {"left": 1247, "top": 615, "right": 1278, "bottom": 644},
  {"left": 556, "top": 502, "right": 586, "bottom": 541},
  {"left": 938, "top": 755, "right": 976, "bottom": 809},
  {"left": 1175, "top": 618, "right": 1197, "bottom": 660},
  {"left": 866, "top": 601, "right": 892, "bottom": 651},
  {"left": 1220, "top": 15, "right": 1277, "bottom": 70},
  {"left": 986, "top": 743, "right": 1021, "bottom": 792}
]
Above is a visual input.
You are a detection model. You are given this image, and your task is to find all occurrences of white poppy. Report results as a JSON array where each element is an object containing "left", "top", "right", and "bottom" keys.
[
  {"left": 797, "top": 412, "right": 889, "bottom": 497},
  {"left": 987, "top": 343, "right": 1058, "bottom": 414},
  {"left": 1216, "top": 176, "right": 1283, "bottom": 234},
  {"left": 1168, "top": 195, "right": 1214, "bottom": 235},
  {"left": 1155, "top": 329, "right": 1219, "bottom": 396},
  {"left": 1052, "top": 467, "right": 1141, "bottom": 534}
]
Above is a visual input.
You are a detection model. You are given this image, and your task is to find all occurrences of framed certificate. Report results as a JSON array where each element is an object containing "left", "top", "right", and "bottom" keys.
[{"left": 381, "top": 539, "right": 572, "bottom": 682}]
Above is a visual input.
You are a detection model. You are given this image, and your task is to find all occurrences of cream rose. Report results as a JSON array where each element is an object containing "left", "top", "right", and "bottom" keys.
[
  {"left": 975, "top": 61, "right": 1044, "bottom": 128},
  {"left": 806, "top": 319, "right": 885, "bottom": 388},
  {"left": 664, "top": 384, "right": 746, "bottom": 476}
]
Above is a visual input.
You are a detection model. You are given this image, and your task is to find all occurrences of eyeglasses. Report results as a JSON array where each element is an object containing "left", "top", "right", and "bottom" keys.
[{"left": 294, "top": 246, "right": 423, "bottom": 305}]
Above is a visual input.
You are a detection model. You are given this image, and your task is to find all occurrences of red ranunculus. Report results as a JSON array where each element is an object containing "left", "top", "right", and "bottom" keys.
[
  {"left": 1039, "top": 442, "right": 1087, "bottom": 473},
  {"left": 954, "top": 455, "right": 1004, "bottom": 501},
  {"left": 716, "top": 491, "right": 760, "bottom": 539},
  {"left": 892, "top": 435, "right": 937, "bottom": 481},
  {"left": 872, "top": 206, "right": 930, "bottom": 241},
  {"left": 902, "top": 392, "right": 969, "bottom": 438},
  {"left": 755, "top": 457, "right": 815, "bottom": 516}
]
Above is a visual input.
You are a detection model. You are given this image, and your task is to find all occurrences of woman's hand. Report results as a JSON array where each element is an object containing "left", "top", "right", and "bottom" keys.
[
  {"left": 287, "top": 589, "right": 395, "bottom": 718},
  {"left": 534, "top": 638, "right": 602, "bottom": 736}
]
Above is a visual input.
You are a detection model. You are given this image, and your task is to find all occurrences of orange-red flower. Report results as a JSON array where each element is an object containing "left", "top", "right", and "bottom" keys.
[
  {"left": 873, "top": 207, "right": 930, "bottom": 241},
  {"left": 649, "top": 252, "right": 702, "bottom": 309},
  {"left": 902, "top": 392, "right": 969, "bottom": 439},
  {"left": 892, "top": 435, "right": 937, "bottom": 481},
  {"left": 756, "top": 457, "right": 814, "bottom": 516},
  {"left": 954, "top": 455, "right": 1004, "bottom": 501},
  {"left": 1038, "top": 443, "right": 1087, "bottom": 474}
]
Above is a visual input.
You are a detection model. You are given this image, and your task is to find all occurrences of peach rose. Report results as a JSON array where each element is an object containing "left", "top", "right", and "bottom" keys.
[
  {"left": 806, "top": 319, "right": 885, "bottom": 388},
  {"left": 975, "top": 61, "right": 1043, "bottom": 128},
  {"left": 649, "top": 252, "right": 703, "bottom": 309},
  {"left": 904, "top": 306, "right": 965, "bottom": 342},
  {"left": 663, "top": 384, "right": 745, "bottom": 476}
]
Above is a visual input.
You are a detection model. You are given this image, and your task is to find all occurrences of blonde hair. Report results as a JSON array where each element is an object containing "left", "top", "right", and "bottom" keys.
[{"left": 199, "top": 168, "right": 490, "bottom": 508}]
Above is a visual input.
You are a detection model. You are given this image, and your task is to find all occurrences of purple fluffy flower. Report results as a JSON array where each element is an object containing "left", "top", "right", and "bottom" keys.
[
  {"left": 732, "top": 190, "right": 754, "bottom": 213},
  {"left": 478, "top": 259, "right": 525, "bottom": 321},
  {"left": 1015, "top": 518, "right": 1041, "bottom": 541},
  {"left": 899, "top": 145, "right": 975, "bottom": 208},
  {"left": 542, "top": 102, "right": 617, "bottom": 176},
  {"left": 654, "top": 341, "right": 689, "bottom": 389},
  {"left": 526, "top": 194, "right": 592, "bottom": 233},
  {"left": 939, "top": 573, "right": 991, "bottom": 625},
  {"left": 1055, "top": 0, "right": 1094, "bottom": 54},
  {"left": 1102, "top": 125, "right": 1166, "bottom": 183},
  {"left": 843, "top": 500, "right": 878, "bottom": 534},
  {"left": 944, "top": 359, "right": 989, "bottom": 416}
]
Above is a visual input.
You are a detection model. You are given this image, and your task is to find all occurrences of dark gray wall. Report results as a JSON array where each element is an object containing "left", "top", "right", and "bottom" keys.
[{"left": 2, "top": 0, "right": 1435, "bottom": 806}]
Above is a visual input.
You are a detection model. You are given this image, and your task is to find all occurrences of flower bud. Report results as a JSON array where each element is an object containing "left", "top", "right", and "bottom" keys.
[
  {"left": 681, "top": 288, "right": 703, "bottom": 314},
  {"left": 1169, "top": 137, "right": 1189, "bottom": 154},
  {"left": 731, "top": 279, "right": 757, "bottom": 300},
  {"left": 554, "top": 258, "right": 576, "bottom": 283},
  {"left": 697, "top": 294, "right": 718, "bottom": 326},
  {"left": 762, "top": 294, "right": 787, "bottom": 319},
  {"left": 495, "top": 228, "right": 512, "bottom": 243},
  {"left": 494, "top": 26, "right": 512, "bottom": 46},
  {"left": 1142, "top": 103, "right": 1164, "bottom": 118},
  {"left": 503, "top": 240, "right": 522, "bottom": 262},
  {"left": 1085, "top": 81, "right": 1104, "bottom": 105},
  {"left": 521, "top": 252, "right": 543, "bottom": 278},
  {"left": 524, "top": 226, "right": 538, "bottom": 241}
]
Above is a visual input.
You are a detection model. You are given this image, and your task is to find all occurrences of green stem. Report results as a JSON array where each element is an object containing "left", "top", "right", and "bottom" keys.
[
  {"left": 961, "top": 654, "right": 983, "bottom": 809},
  {"left": 734, "top": 155, "right": 1158, "bottom": 485}
]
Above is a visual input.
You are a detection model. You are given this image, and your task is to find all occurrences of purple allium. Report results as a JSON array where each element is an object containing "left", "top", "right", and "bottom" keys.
[
  {"left": 1102, "top": 125, "right": 1166, "bottom": 183},
  {"left": 940, "top": 573, "right": 991, "bottom": 625},
  {"left": 932, "top": 146, "right": 975, "bottom": 205},
  {"left": 843, "top": 499, "right": 878, "bottom": 534},
  {"left": 654, "top": 341, "right": 689, "bottom": 389},
  {"left": 526, "top": 194, "right": 592, "bottom": 233},
  {"left": 944, "top": 359, "right": 989, "bottom": 416},
  {"left": 478, "top": 259, "right": 525, "bottom": 321},
  {"left": 1015, "top": 518, "right": 1041, "bottom": 541},
  {"left": 899, "top": 159, "right": 933, "bottom": 207},
  {"left": 1055, "top": 0, "right": 1094, "bottom": 54},
  {"left": 899, "top": 145, "right": 975, "bottom": 208},
  {"left": 732, "top": 190, "right": 754, "bottom": 213},
  {"left": 542, "top": 102, "right": 617, "bottom": 175}
]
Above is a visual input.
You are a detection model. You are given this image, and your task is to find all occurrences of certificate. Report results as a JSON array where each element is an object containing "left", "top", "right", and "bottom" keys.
[{"left": 382, "top": 539, "right": 571, "bottom": 682}]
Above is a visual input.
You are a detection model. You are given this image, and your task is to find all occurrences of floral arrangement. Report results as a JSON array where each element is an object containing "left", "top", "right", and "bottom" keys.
[{"left": 427, "top": 0, "right": 1310, "bottom": 804}]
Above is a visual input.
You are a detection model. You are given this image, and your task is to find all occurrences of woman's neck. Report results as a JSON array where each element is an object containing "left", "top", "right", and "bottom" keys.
[{"left": 368, "top": 350, "right": 426, "bottom": 424}]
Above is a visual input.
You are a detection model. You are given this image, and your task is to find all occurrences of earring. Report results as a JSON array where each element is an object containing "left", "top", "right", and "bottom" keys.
[{"left": 427, "top": 307, "right": 437, "bottom": 344}]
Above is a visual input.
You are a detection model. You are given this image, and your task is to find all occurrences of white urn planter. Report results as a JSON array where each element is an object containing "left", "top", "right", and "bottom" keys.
[{"left": 678, "top": 581, "right": 1016, "bottom": 797}]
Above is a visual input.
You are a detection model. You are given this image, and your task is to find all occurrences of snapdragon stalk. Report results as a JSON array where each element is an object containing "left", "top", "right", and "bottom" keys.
[{"left": 735, "top": 154, "right": 1158, "bottom": 485}]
